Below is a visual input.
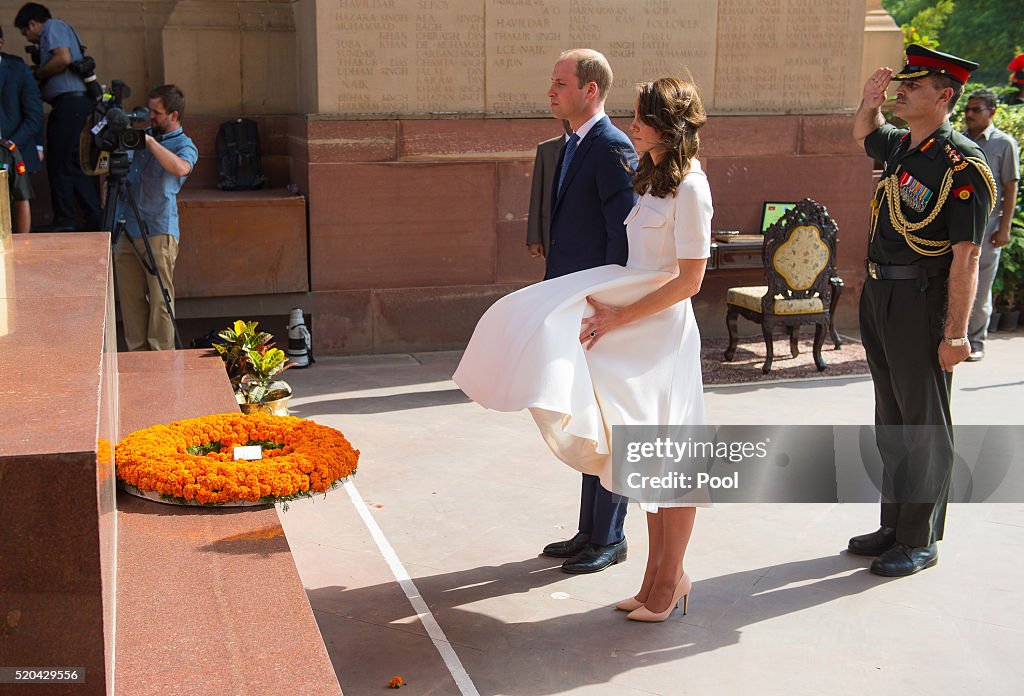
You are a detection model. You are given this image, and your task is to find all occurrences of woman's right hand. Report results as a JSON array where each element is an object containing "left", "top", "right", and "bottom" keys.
[{"left": 579, "top": 297, "right": 627, "bottom": 350}]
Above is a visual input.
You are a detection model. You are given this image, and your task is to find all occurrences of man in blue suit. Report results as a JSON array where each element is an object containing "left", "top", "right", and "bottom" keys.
[
  {"left": 0, "top": 25, "right": 43, "bottom": 175},
  {"left": 540, "top": 48, "right": 636, "bottom": 574}
]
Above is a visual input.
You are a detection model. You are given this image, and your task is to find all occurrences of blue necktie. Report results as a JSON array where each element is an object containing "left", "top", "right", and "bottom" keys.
[{"left": 557, "top": 133, "right": 580, "bottom": 195}]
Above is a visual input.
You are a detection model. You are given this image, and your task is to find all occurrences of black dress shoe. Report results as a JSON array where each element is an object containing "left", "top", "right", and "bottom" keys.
[
  {"left": 870, "top": 543, "right": 938, "bottom": 577},
  {"left": 542, "top": 532, "right": 591, "bottom": 558},
  {"left": 966, "top": 349, "right": 984, "bottom": 362},
  {"left": 561, "top": 540, "right": 627, "bottom": 574},
  {"left": 847, "top": 526, "right": 897, "bottom": 556}
]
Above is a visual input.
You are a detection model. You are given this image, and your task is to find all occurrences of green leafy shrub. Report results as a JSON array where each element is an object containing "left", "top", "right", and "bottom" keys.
[
  {"left": 212, "top": 320, "right": 292, "bottom": 405},
  {"left": 952, "top": 83, "right": 1024, "bottom": 308},
  {"left": 899, "top": 0, "right": 954, "bottom": 49},
  {"left": 213, "top": 320, "right": 274, "bottom": 391}
]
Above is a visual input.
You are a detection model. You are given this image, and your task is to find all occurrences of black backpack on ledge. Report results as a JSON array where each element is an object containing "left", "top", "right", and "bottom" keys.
[{"left": 215, "top": 118, "right": 267, "bottom": 190}]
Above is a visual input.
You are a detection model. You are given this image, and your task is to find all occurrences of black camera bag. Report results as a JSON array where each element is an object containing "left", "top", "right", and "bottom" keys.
[{"left": 215, "top": 118, "right": 266, "bottom": 190}]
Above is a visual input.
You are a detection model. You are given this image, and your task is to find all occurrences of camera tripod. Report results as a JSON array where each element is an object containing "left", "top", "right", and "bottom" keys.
[{"left": 106, "top": 171, "right": 182, "bottom": 350}]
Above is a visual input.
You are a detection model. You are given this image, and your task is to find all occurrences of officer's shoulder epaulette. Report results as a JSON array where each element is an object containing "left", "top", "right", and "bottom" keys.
[
  {"left": 944, "top": 136, "right": 997, "bottom": 213},
  {"left": 944, "top": 142, "right": 967, "bottom": 170}
]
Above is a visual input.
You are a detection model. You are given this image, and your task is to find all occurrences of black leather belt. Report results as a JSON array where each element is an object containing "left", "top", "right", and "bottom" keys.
[
  {"left": 49, "top": 91, "right": 89, "bottom": 103},
  {"left": 865, "top": 260, "right": 947, "bottom": 280}
]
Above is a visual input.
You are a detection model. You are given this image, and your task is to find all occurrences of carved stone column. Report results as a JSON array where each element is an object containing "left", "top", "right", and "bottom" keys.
[
  {"left": 860, "top": 0, "right": 905, "bottom": 89},
  {"left": 162, "top": 0, "right": 298, "bottom": 115}
]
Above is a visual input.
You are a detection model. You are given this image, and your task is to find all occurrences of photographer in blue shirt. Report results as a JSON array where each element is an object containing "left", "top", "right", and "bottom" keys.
[
  {"left": 113, "top": 84, "right": 198, "bottom": 351},
  {"left": 15, "top": 2, "right": 101, "bottom": 230}
]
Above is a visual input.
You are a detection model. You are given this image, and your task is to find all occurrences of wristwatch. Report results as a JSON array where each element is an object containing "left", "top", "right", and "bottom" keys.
[{"left": 942, "top": 336, "right": 969, "bottom": 347}]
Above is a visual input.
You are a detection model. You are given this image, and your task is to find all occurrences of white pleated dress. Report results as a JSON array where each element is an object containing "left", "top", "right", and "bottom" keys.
[{"left": 453, "top": 160, "right": 713, "bottom": 504}]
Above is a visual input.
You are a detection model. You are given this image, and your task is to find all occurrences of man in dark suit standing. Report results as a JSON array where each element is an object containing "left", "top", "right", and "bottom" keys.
[
  {"left": 0, "top": 25, "right": 43, "bottom": 175},
  {"left": 540, "top": 48, "right": 636, "bottom": 574},
  {"left": 527, "top": 120, "right": 569, "bottom": 261}
]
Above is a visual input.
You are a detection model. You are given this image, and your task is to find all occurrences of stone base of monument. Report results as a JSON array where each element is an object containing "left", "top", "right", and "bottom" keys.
[
  {"left": 174, "top": 188, "right": 308, "bottom": 300},
  {"left": 113, "top": 350, "right": 342, "bottom": 694},
  {"left": 0, "top": 233, "right": 340, "bottom": 696},
  {"left": 1, "top": 233, "right": 119, "bottom": 695}
]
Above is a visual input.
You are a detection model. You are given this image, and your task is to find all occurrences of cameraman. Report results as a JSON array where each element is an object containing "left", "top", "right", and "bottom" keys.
[
  {"left": 113, "top": 85, "right": 197, "bottom": 351},
  {"left": 14, "top": 3, "right": 101, "bottom": 231}
]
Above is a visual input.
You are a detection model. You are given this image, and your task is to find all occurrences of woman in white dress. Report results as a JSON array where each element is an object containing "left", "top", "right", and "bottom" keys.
[{"left": 453, "top": 77, "right": 712, "bottom": 622}]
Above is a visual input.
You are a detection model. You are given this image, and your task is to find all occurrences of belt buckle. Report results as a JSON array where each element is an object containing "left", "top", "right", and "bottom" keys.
[{"left": 867, "top": 261, "right": 880, "bottom": 280}]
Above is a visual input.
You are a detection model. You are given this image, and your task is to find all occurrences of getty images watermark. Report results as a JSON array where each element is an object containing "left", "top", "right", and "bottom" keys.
[
  {"left": 611, "top": 425, "right": 1024, "bottom": 505},
  {"left": 623, "top": 435, "right": 768, "bottom": 493}
]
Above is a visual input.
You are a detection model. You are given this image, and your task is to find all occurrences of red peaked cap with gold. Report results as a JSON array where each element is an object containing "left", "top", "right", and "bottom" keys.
[{"left": 891, "top": 44, "right": 978, "bottom": 86}]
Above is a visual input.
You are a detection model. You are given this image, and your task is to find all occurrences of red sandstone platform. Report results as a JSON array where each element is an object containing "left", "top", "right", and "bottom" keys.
[
  {"left": 1, "top": 232, "right": 118, "bottom": 695},
  {"left": 114, "top": 350, "right": 341, "bottom": 695},
  {"left": 1, "top": 233, "right": 112, "bottom": 458},
  {"left": 175, "top": 188, "right": 308, "bottom": 298}
]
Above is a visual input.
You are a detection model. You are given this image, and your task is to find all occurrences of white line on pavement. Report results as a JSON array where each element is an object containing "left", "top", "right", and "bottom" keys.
[{"left": 344, "top": 481, "right": 481, "bottom": 696}]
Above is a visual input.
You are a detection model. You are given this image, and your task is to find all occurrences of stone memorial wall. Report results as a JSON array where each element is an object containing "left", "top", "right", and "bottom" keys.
[
  {"left": 329, "top": 0, "right": 486, "bottom": 114},
  {"left": 0, "top": 0, "right": 903, "bottom": 352},
  {"left": 714, "top": 0, "right": 865, "bottom": 113},
  {"left": 319, "top": 0, "right": 862, "bottom": 116},
  {"left": 485, "top": 0, "right": 718, "bottom": 115},
  {"left": 0, "top": 0, "right": 297, "bottom": 117},
  {"left": 0, "top": 0, "right": 871, "bottom": 117}
]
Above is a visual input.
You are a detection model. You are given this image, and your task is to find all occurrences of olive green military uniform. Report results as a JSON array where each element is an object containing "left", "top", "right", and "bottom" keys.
[
  {"left": 1, "top": 143, "right": 34, "bottom": 203},
  {"left": 861, "top": 122, "right": 995, "bottom": 547}
]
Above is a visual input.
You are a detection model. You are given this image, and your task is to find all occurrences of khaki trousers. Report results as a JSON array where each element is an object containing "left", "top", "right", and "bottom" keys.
[{"left": 114, "top": 235, "right": 178, "bottom": 351}]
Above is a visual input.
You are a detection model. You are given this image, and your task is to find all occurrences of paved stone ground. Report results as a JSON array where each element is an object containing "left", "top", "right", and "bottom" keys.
[{"left": 279, "top": 333, "right": 1024, "bottom": 696}]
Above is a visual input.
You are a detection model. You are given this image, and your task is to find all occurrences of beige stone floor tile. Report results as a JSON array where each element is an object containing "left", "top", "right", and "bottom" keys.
[
  {"left": 313, "top": 609, "right": 466, "bottom": 695},
  {"left": 278, "top": 334, "right": 1024, "bottom": 695},
  {"left": 984, "top": 505, "right": 1024, "bottom": 527}
]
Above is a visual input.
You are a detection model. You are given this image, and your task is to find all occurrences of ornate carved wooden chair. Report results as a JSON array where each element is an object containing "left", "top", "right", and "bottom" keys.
[{"left": 724, "top": 198, "right": 839, "bottom": 374}]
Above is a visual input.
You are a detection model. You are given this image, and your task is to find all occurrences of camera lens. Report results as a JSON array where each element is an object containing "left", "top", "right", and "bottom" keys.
[{"left": 120, "top": 130, "right": 143, "bottom": 150}]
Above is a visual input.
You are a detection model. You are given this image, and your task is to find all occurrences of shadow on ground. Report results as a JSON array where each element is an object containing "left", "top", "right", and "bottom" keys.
[{"left": 307, "top": 552, "right": 881, "bottom": 695}]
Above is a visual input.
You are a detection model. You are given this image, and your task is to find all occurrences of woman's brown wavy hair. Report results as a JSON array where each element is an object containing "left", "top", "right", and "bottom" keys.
[{"left": 631, "top": 77, "right": 707, "bottom": 198}]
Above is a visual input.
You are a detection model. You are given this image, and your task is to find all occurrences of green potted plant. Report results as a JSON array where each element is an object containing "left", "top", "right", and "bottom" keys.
[
  {"left": 212, "top": 320, "right": 293, "bottom": 414},
  {"left": 239, "top": 344, "right": 293, "bottom": 415},
  {"left": 212, "top": 320, "right": 274, "bottom": 391}
]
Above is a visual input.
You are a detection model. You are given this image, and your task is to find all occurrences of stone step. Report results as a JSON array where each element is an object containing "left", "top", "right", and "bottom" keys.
[{"left": 114, "top": 350, "right": 341, "bottom": 695}]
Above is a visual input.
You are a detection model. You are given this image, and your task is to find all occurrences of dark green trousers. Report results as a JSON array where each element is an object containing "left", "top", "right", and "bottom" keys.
[{"left": 859, "top": 274, "right": 953, "bottom": 548}]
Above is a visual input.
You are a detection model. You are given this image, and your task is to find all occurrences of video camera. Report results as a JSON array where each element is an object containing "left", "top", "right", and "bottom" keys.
[
  {"left": 80, "top": 80, "right": 149, "bottom": 178},
  {"left": 25, "top": 42, "right": 103, "bottom": 101}
]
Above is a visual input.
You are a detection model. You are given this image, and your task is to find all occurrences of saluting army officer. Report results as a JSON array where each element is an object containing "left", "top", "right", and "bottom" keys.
[{"left": 849, "top": 45, "right": 996, "bottom": 577}]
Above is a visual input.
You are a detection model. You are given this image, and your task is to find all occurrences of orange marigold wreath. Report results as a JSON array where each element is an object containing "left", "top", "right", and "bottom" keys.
[{"left": 115, "top": 412, "right": 359, "bottom": 506}]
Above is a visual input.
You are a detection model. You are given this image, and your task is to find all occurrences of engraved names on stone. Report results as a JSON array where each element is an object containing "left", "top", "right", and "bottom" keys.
[
  {"left": 333, "top": 0, "right": 485, "bottom": 114},
  {"left": 327, "top": 0, "right": 865, "bottom": 116},
  {"left": 714, "top": 0, "right": 865, "bottom": 113},
  {"left": 486, "top": 0, "right": 718, "bottom": 114},
  {"left": 487, "top": 0, "right": 562, "bottom": 114},
  {"left": 631, "top": 0, "right": 717, "bottom": 112}
]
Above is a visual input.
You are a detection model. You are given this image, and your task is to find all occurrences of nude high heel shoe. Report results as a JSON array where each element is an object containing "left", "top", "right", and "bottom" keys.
[
  {"left": 615, "top": 596, "right": 644, "bottom": 611},
  {"left": 626, "top": 573, "right": 692, "bottom": 622}
]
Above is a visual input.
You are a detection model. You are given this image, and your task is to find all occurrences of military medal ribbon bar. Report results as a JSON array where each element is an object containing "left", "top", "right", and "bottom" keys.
[{"left": 898, "top": 171, "right": 934, "bottom": 212}]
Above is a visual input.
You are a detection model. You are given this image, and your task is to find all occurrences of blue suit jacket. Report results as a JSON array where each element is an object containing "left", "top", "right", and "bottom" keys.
[
  {"left": 545, "top": 115, "right": 636, "bottom": 279},
  {"left": 0, "top": 53, "right": 43, "bottom": 173}
]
